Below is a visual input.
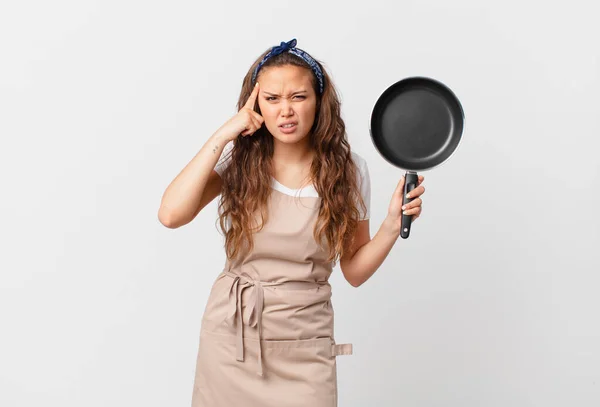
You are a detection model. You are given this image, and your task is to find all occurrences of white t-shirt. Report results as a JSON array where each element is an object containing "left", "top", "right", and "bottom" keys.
[{"left": 214, "top": 141, "right": 371, "bottom": 220}]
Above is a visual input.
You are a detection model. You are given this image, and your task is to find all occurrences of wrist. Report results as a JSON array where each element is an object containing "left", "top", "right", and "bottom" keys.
[
  {"left": 382, "top": 215, "right": 401, "bottom": 238},
  {"left": 213, "top": 125, "right": 238, "bottom": 144}
]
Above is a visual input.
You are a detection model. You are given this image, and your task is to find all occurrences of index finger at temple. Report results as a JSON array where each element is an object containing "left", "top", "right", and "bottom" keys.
[{"left": 244, "top": 83, "right": 260, "bottom": 109}]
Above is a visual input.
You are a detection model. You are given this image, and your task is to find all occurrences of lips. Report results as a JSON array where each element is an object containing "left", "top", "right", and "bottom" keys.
[{"left": 279, "top": 121, "right": 298, "bottom": 128}]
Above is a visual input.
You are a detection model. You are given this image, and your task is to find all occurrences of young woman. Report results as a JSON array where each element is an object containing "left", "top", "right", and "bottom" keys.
[{"left": 158, "top": 39, "right": 425, "bottom": 407}]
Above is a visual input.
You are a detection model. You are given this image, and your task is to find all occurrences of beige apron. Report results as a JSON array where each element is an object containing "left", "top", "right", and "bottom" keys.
[{"left": 191, "top": 188, "right": 352, "bottom": 407}]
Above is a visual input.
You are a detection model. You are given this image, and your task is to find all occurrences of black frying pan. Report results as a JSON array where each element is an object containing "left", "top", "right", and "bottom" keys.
[{"left": 369, "top": 76, "right": 465, "bottom": 239}]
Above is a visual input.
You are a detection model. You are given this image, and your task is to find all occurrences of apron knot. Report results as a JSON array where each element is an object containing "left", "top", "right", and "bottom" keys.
[{"left": 222, "top": 269, "right": 265, "bottom": 377}]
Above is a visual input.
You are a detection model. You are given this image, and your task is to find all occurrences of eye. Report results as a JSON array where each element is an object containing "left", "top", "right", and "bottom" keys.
[
  {"left": 266, "top": 96, "right": 276, "bottom": 101},
  {"left": 294, "top": 95, "right": 306, "bottom": 100}
]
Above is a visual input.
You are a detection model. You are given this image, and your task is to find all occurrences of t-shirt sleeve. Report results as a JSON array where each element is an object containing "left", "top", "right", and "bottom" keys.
[
  {"left": 354, "top": 153, "right": 371, "bottom": 220},
  {"left": 214, "top": 141, "right": 233, "bottom": 177}
]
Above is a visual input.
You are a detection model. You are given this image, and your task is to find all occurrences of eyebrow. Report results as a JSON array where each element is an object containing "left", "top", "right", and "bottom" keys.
[{"left": 262, "top": 90, "right": 308, "bottom": 96}]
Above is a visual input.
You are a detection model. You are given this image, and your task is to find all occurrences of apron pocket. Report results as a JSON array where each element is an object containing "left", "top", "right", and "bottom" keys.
[{"left": 261, "top": 337, "right": 337, "bottom": 399}]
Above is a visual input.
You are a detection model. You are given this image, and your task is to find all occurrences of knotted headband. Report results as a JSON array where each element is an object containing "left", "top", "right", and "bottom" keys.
[{"left": 251, "top": 38, "right": 324, "bottom": 94}]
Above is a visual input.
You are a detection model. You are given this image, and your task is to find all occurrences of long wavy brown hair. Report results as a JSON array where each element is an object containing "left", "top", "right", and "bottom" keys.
[{"left": 217, "top": 47, "right": 367, "bottom": 265}]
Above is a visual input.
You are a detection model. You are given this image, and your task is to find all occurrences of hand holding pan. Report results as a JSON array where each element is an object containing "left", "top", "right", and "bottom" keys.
[{"left": 369, "top": 76, "right": 465, "bottom": 239}]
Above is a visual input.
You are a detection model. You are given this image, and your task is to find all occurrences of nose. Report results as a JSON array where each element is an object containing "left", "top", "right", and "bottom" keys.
[{"left": 280, "top": 99, "right": 293, "bottom": 117}]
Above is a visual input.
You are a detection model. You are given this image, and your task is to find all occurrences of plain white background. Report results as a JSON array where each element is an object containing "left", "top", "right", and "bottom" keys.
[{"left": 1, "top": 0, "right": 598, "bottom": 405}]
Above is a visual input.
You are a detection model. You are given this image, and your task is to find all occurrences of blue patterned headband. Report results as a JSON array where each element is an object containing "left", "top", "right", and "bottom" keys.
[{"left": 251, "top": 38, "right": 324, "bottom": 94}]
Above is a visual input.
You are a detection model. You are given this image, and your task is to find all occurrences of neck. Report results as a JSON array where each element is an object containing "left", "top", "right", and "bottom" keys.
[{"left": 272, "top": 136, "right": 313, "bottom": 165}]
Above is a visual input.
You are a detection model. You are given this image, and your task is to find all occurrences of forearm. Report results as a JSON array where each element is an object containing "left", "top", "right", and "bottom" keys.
[
  {"left": 343, "top": 216, "right": 401, "bottom": 287},
  {"left": 158, "top": 127, "right": 235, "bottom": 226}
]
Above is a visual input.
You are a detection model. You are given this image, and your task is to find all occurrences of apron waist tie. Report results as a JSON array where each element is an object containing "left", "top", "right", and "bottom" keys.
[
  {"left": 221, "top": 269, "right": 333, "bottom": 377},
  {"left": 223, "top": 270, "right": 266, "bottom": 376}
]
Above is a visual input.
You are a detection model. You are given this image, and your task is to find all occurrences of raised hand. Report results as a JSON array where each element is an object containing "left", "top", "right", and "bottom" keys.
[{"left": 221, "top": 82, "right": 265, "bottom": 140}]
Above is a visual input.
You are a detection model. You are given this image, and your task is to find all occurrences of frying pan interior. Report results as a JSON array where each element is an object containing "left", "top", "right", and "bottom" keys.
[{"left": 370, "top": 77, "right": 464, "bottom": 171}]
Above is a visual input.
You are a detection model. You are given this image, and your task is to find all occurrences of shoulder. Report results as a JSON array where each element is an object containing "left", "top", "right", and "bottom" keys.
[
  {"left": 350, "top": 151, "right": 371, "bottom": 220},
  {"left": 351, "top": 151, "right": 369, "bottom": 179},
  {"left": 350, "top": 151, "right": 371, "bottom": 194},
  {"left": 351, "top": 150, "right": 365, "bottom": 163}
]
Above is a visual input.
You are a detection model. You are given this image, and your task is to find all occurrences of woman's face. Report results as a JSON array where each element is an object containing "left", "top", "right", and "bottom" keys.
[{"left": 256, "top": 65, "right": 317, "bottom": 145}]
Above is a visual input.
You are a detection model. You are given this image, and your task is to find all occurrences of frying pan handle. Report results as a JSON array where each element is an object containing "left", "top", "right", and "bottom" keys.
[{"left": 400, "top": 171, "right": 419, "bottom": 239}]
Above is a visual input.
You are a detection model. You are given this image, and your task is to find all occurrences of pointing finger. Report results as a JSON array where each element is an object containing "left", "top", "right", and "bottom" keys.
[{"left": 244, "top": 82, "right": 260, "bottom": 110}]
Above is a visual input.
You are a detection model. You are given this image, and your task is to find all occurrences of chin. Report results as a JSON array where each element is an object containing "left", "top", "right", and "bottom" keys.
[
  {"left": 269, "top": 128, "right": 309, "bottom": 144},
  {"left": 273, "top": 135, "right": 309, "bottom": 145}
]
